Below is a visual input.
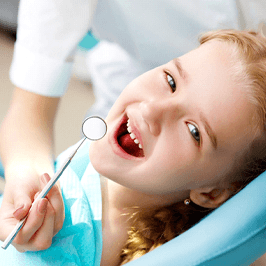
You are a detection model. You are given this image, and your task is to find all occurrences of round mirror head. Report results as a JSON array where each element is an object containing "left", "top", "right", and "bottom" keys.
[{"left": 82, "top": 116, "right": 107, "bottom": 141}]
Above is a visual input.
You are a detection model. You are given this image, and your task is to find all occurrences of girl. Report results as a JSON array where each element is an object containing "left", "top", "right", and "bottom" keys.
[{"left": 0, "top": 29, "right": 266, "bottom": 266}]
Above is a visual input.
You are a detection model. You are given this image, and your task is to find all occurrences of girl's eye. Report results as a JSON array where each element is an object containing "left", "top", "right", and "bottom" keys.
[
  {"left": 166, "top": 73, "right": 176, "bottom": 92},
  {"left": 187, "top": 123, "right": 201, "bottom": 144}
]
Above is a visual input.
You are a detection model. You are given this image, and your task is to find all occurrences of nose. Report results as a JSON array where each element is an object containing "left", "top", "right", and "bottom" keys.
[{"left": 140, "top": 98, "right": 182, "bottom": 136}]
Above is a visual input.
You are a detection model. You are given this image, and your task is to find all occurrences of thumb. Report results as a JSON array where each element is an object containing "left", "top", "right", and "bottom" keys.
[{"left": 13, "top": 194, "right": 32, "bottom": 220}]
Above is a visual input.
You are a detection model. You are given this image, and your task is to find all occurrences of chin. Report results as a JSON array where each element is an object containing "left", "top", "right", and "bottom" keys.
[
  {"left": 89, "top": 141, "right": 101, "bottom": 168},
  {"left": 88, "top": 141, "right": 100, "bottom": 168},
  {"left": 89, "top": 140, "right": 111, "bottom": 177}
]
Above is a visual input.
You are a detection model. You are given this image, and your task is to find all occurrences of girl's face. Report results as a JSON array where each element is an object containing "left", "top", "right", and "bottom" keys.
[{"left": 90, "top": 41, "right": 257, "bottom": 195}]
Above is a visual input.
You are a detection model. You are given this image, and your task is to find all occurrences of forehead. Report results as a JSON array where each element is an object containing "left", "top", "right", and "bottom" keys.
[{"left": 179, "top": 41, "right": 256, "bottom": 151}]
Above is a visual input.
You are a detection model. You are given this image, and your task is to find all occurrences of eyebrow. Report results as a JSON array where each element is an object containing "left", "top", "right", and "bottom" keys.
[
  {"left": 200, "top": 112, "right": 218, "bottom": 149},
  {"left": 173, "top": 58, "right": 188, "bottom": 82}
]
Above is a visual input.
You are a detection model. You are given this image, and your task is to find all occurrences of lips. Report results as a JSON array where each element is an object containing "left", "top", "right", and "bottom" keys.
[{"left": 115, "top": 116, "right": 144, "bottom": 158}]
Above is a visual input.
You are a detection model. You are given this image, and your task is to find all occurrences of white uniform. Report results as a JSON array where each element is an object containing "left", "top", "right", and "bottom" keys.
[{"left": 10, "top": 0, "right": 266, "bottom": 116}]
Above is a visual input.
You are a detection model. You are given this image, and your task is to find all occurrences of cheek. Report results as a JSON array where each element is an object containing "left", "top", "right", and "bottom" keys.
[{"left": 152, "top": 133, "right": 196, "bottom": 176}]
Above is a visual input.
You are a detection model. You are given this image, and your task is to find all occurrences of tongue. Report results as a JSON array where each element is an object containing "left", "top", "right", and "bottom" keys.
[{"left": 118, "top": 133, "right": 144, "bottom": 157}]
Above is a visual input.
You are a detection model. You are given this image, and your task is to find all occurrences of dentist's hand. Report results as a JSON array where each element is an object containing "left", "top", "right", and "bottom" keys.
[
  {"left": 0, "top": 87, "right": 63, "bottom": 252},
  {"left": 0, "top": 173, "right": 65, "bottom": 252}
]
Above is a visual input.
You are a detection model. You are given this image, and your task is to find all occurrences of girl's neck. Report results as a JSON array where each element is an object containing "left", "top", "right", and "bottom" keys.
[
  {"left": 100, "top": 176, "right": 189, "bottom": 266},
  {"left": 101, "top": 176, "right": 190, "bottom": 211}
]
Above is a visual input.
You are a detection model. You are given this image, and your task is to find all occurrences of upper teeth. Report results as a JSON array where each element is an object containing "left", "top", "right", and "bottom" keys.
[{"left": 127, "top": 119, "right": 143, "bottom": 149}]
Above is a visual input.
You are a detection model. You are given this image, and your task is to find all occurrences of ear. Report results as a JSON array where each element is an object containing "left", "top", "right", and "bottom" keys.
[{"left": 190, "top": 186, "right": 235, "bottom": 209}]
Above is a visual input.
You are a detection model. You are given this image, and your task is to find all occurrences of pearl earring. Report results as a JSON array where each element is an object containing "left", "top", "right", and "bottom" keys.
[{"left": 184, "top": 198, "right": 191, "bottom": 205}]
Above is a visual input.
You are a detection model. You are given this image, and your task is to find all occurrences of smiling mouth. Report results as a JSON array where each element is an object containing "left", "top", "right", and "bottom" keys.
[{"left": 116, "top": 118, "right": 144, "bottom": 158}]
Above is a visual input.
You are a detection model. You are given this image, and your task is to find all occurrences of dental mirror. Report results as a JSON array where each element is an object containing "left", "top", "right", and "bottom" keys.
[
  {"left": 82, "top": 116, "right": 107, "bottom": 140},
  {"left": 2, "top": 116, "right": 107, "bottom": 250}
]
